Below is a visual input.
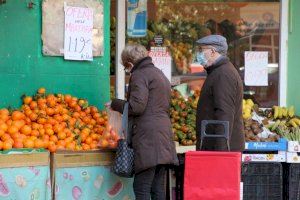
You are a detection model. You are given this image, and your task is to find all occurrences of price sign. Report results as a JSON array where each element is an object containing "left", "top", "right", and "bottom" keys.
[
  {"left": 64, "top": 6, "right": 93, "bottom": 61},
  {"left": 244, "top": 51, "right": 268, "bottom": 86},
  {"left": 149, "top": 47, "right": 172, "bottom": 82}
]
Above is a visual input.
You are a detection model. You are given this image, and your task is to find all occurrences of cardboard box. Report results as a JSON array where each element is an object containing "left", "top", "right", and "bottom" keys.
[
  {"left": 245, "top": 138, "right": 287, "bottom": 151},
  {"left": 242, "top": 151, "right": 286, "bottom": 162},
  {"left": 51, "top": 150, "right": 115, "bottom": 168},
  {"left": 51, "top": 150, "right": 135, "bottom": 200},
  {"left": 286, "top": 152, "right": 300, "bottom": 163},
  {"left": 0, "top": 151, "right": 51, "bottom": 199},
  {"left": 287, "top": 141, "right": 300, "bottom": 152},
  {"left": 175, "top": 142, "right": 196, "bottom": 154},
  {"left": 0, "top": 151, "right": 49, "bottom": 168}
]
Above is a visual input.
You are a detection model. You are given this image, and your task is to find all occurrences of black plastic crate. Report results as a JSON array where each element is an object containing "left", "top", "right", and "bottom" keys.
[
  {"left": 242, "top": 162, "right": 283, "bottom": 200},
  {"left": 285, "top": 163, "right": 300, "bottom": 200}
]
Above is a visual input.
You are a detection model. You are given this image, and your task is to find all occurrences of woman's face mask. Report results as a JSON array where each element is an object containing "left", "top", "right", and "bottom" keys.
[{"left": 124, "top": 62, "right": 134, "bottom": 74}]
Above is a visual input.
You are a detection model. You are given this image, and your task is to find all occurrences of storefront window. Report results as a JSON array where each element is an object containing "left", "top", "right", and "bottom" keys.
[{"left": 111, "top": 0, "right": 280, "bottom": 107}]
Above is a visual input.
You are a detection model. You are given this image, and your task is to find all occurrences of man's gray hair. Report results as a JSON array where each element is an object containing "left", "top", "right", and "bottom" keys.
[{"left": 121, "top": 44, "right": 148, "bottom": 65}]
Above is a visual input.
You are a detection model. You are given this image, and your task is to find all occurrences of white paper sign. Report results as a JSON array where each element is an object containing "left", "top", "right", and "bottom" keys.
[
  {"left": 149, "top": 47, "right": 172, "bottom": 82},
  {"left": 244, "top": 51, "right": 268, "bottom": 86},
  {"left": 64, "top": 6, "right": 93, "bottom": 61}
]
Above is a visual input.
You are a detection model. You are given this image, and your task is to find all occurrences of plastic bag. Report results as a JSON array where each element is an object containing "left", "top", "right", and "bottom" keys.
[{"left": 107, "top": 109, "right": 124, "bottom": 139}]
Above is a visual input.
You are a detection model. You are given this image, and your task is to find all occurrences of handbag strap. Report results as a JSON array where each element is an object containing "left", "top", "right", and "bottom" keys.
[{"left": 122, "top": 102, "right": 129, "bottom": 140}]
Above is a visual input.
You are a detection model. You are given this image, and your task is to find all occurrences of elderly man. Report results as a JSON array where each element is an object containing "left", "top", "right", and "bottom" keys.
[{"left": 195, "top": 35, "right": 245, "bottom": 151}]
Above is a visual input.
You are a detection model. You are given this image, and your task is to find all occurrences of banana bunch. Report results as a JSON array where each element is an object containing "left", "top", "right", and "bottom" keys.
[
  {"left": 243, "top": 99, "right": 254, "bottom": 120},
  {"left": 273, "top": 106, "right": 295, "bottom": 119},
  {"left": 289, "top": 118, "right": 300, "bottom": 128},
  {"left": 267, "top": 119, "right": 286, "bottom": 132}
]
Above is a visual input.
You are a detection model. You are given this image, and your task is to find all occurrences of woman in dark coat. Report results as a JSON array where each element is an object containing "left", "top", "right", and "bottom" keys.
[{"left": 110, "top": 44, "right": 178, "bottom": 200}]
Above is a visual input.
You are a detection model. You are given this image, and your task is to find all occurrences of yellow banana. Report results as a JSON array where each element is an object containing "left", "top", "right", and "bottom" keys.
[
  {"left": 289, "top": 119, "right": 298, "bottom": 128},
  {"left": 288, "top": 106, "right": 295, "bottom": 118},
  {"left": 282, "top": 107, "right": 288, "bottom": 118},
  {"left": 293, "top": 118, "right": 300, "bottom": 126},
  {"left": 273, "top": 106, "right": 279, "bottom": 119},
  {"left": 271, "top": 120, "right": 281, "bottom": 131},
  {"left": 278, "top": 107, "right": 283, "bottom": 119}
]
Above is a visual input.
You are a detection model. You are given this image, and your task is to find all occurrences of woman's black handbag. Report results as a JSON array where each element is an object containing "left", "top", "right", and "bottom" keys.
[{"left": 111, "top": 103, "right": 134, "bottom": 177}]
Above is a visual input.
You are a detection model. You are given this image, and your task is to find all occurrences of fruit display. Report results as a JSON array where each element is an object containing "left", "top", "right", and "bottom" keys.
[
  {"left": 170, "top": 89, "right": 199, "bottom": 146},
  {"left": 279, "top": 127, "right": 300, "bottom": 142},
  {"left": 120, "top": 17, "right": 206, "bottom": 74},
  {"left": 242, "top": 99, "right": 255, "bottom": 120},
  {"left": 247, "top": 104, "right": 300, "bottom": 142},
  {"left": 259, "top": 106, "right": 295, "bottom": 120},
  {"left": 244, "top": 118, "right": 279, "bottom": 142},
  {"left": 0, "top": 88, "right": 119, "bottom": 152}
]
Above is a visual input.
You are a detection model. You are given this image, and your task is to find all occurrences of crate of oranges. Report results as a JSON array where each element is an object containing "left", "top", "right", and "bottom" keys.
[{"left": 0, "top": 88, "right": 120, "bottom": 152}]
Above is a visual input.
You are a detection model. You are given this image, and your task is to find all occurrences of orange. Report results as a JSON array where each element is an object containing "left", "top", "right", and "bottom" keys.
[
  {"left": 1, "top": 133, "right": 11, "bottom": 141},
  {"left": 37, "top": 98, "right": 46, "bottom": 107},
  {"left": 20, "top": 125, "right": 32, "bottom": 135},
  {"left": 90, "top": 133, "right": 98, "bottom": 140},
  {"left": 90, "top": 107, "right": 98, "bottom": 114},
  {"left": 85, "top": 136, "right": 93, "bottom": 145},
  {"left": 46, "top": 108, "right": 55, "bottom": 116},
  {"left": 57, "top": 140, "right": 66, "bottom": 147},
  {"left": 0, "top": 109, "right": 9, "bottom": 116},
  {"left": 43, "top": 140, "right": 49, "bottom": 149},
  {"left": 23, "top": 96, "right": 33, "bottom": 105},
  {"left": 75, "top": 105, "right": 81, "bottom": 112},
  {"left": 37, "top": 118, "right": 47, "bottom": 125},
  {"left": 45, "top": 128, "right": 54, "bottom": 136},
  {"left": 13, "top": 140, "right": 24, "bottom": 148},
  {"left": 48, "top": 144, "right": 57, "bottom": 153},
  {"left": 102, "top": 131, "right": 111, "bottom": 140},
  {"left": 0, "top": 141, "right": 3, "bottom": 150},
  {"left": 0, "top": 115, "right": 9, "bottom": 122},
  {"left": 29, "top": 113, "right": 38, "bottom": 122},
  {"left": 11, "top": 132, "right": 21, "bottom": 140},
  {"left": 2, "top": 141, "right": 12, "bottom": 150},
  {"left": 64, "top": 95, "right": 72, "bottom": 103},
  {"left": 29, "top": 101, "right": 38, "bottom": 110},
  {"left": 64, "top": 137, "right": 73, "bottom": 144},
  {"left": 65, "top": 142, "right": 75, "bottom": 150},
  {"left": 23, "top": 138, "right": 34, "bottom": 148},
  {"left": 7, "top": 126, "right": 18, "bottom": 134},
  {"left": 31, "top": 130, "right": 39, "bottom": 137},
  {"left": 12, "top": 111, "right": 25, "bottom": 121},
  {"left": 34, "top": 139, "right": 44, "bottom": 148},
  {"left": 98, "top": 139, "right": 109, "bottom": 149},
  {"left": 0, "top": 123, "right": 8, "bottom": 132},
  {"left": 38, "top": 87, "right": 46, "bottom": 94},
  {"left": 90, "top": 142, "right": 98, "bottom": 149},
  {"left": 50, "top": 135, "right": 58, "bottom": 143},
  {"left": 84, "top": 107, "right": 91, "bottom": 114},
  {"left": 82, "top": 144, "right": 91, "bottom": 150},
  {"left": 57, "top": 131, "right": 67, "bottom": 140},
  {"left": 42, "top": 134, "right": 50, "bottom": 141},
  {"left": 12, "top": 120, "right": 25, "bottom": 130},
  {"left": 0, "top": 129, "right": 5, "bottom": 137}
]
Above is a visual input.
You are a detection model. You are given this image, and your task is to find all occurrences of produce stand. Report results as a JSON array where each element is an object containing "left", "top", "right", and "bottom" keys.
[
  {"left": 0, "top": 149, "right": 51, "bottom": 200},
  {"left": 51, "top": 150, "right": 134, "bottom": 200}
]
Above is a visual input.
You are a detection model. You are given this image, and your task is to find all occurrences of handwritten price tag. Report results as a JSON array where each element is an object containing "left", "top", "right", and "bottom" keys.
[
  {"left": 244, "top": 51, "right": 268, "bottom": 86},
  {"left": 149, "top": 47, "right": 172, "bottom": 82},
  {"left": 64, "top": 6, "right": 93, "bottom": 61}
]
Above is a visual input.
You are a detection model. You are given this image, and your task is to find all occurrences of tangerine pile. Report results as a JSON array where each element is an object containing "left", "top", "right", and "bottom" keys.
[{"left": 0, "top": 88, "right": 119, "bottom": 152}]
